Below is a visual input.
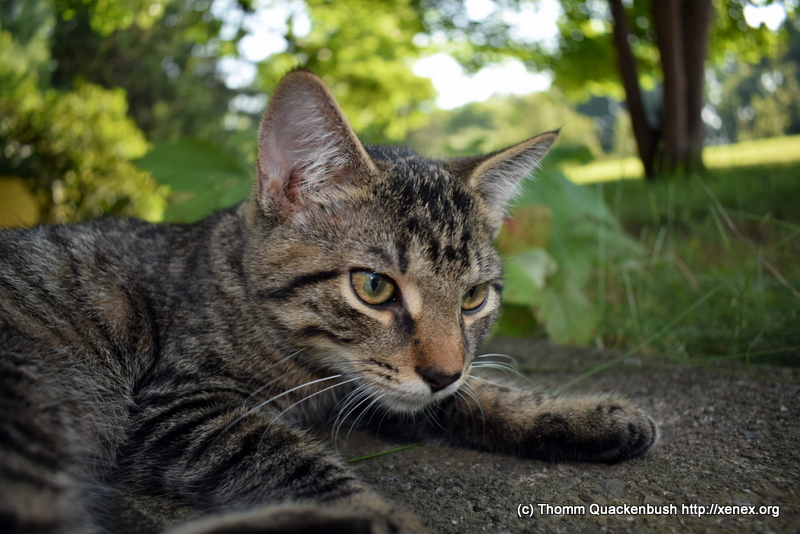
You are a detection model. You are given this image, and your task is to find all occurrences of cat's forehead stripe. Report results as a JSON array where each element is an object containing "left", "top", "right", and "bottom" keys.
[
  {"left": 363, "top": 151, "right": 486, "bottom": 276},
  {"left": 396, "top": 240, "right": 409, "bottom": 275}
]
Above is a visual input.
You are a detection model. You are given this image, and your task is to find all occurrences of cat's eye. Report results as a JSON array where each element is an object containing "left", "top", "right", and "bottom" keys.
[
  {"left": 351, "top": 271, "right": 397, "bottom": 306},
  {"left": 462, "top": 282, "right": 488, "bottom": 312}
]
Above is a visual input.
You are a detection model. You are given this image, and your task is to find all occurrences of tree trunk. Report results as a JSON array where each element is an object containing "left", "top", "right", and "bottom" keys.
[
  {"left": 608, "top": 0, "right": 659, "bottom": 178},
  {"left": 681, "top": 0, "right": 714, "bottom": 172},
  {"left": 608, "top": 0, "right": 714, "bottom": 178},
  {"left": 652, "top": 0, "right": 687, "bottom": 173},
  {"left": 651, "top": 0, "right": 713, "bottom": 175}
]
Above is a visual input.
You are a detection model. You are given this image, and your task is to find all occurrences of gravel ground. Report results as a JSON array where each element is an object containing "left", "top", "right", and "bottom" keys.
[{"left": 114, "top": 338, "right": 800, "bottom": 533}]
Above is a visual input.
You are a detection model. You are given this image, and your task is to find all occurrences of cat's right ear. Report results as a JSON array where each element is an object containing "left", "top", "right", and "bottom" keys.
[
  {"left": 455, "top": 131, "right": 558, "bottom": 236},
  {"left": 255, "top": 70, "right": 377, "bottom": 221}
]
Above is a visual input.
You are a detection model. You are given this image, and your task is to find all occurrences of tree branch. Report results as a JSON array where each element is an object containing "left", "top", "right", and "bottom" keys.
[{"left": 608, "top": 0, "right": 658, "bottom": 178}]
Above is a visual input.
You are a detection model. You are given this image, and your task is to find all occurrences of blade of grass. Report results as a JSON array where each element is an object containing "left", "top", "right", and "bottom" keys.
[
  {"left": 650, "top": 225, "right": 667, "bottom": 267},
  {"left": 708, "top": 203, "right": 733, "bottom": 252},
  {"left": 696, "top": 174, "right": 800, "bottom": 301},
  {"left": 726, "top": 209, "right": 800, "bottom": 233},
  {"left": 648, "top": 187, "right": 661, "bottom": 226},
  {"left": 345, "top": 442, "right": 426, "bottom": 463},
  {"left": 621, "top": 267, "right": 640, "bottom": 337},
  {"left": 597, "top": 181, "right": 606, "bottom": 345},
  {"left": 555, "top": 283, "right": 724, "bottom": 393}
]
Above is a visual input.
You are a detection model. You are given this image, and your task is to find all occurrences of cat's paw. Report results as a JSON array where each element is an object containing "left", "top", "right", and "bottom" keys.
[
  {"left": 522, "top": 397, "right": 658, "bottom": 463},
  {"left": 583, "top": 398, "right": 658, "bottom": 462},
  {"left": 165, "top": 499, "right": 426, "bottom": 534}
]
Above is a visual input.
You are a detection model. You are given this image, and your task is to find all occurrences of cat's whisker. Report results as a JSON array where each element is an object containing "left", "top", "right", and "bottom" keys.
[
  {"left": 344, "top": 394, "right": 385, "bottom": 445},
  {"left": 244, "top": 349, "right": 308, "bottom": 401},
  {"left": 337, "top": 389, "right": 376, "bottom": 441},
  {"left": 210, "top": 374, "right": 346, "bottom": 451},
  {"left": 372, "top": 401, "right": 393, "bottom": 438},
  {"left": 424, "top": 404, "right": 445, "bottom": 432},
  {"left": 332, "top": 382, "right": 369, "bottom": 415},
  {"left": 333, "top": 388, "right": 375, "bottom": 454},
  {"left": 460, "top": 382, "right": 487, "bottom": 444},
  {"left": 361, "top": 394, "right": 388, "bottom": 431},
  {"left": 468, "top": 373, "right": 527, "bottom": 392},
  {"left": 474, "top": 352, "right": 519, "bottom": 366},
  {"left": 244, "top": 367, "right": 305, "bottom": 404},
  {"left": 259, "top": 376, "right": 361, "bottom": 448},
  {"left": 453, "top": 389, "right": 473, "bottom": 419},
  {"left": 470, "top": 359, "right": 518, "bottom": 372},
  {"left": 470, "top": 358, "right": 529, "bottom": 380},
  {"left": 332, "top": 386, "right": 371, "bottom": 452},
  {"left": 269, "top": 377, "right": 361, "bottom": 427}
]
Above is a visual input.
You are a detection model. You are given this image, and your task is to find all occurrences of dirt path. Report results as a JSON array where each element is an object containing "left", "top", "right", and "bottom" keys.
[{"left": 115, "top": 338, "right": 800, "bottom": 533}]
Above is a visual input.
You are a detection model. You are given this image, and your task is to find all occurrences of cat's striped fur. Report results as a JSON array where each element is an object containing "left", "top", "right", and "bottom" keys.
[{"left": 0, "top": 71, "right": 657, "bottom": 534}]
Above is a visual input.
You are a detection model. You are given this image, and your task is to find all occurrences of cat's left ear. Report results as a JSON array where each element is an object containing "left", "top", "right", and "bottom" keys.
[
  {"left": 255, "top": 70, "right": 377, "bottom": 221},
  {"left": 457, "top": 131, "right": 558, "bottom": 235}
]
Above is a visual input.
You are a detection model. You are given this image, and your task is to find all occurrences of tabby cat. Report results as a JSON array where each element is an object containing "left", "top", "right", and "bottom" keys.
[{"left": 0, "top": 71, "right": 657, "bottom": 534}]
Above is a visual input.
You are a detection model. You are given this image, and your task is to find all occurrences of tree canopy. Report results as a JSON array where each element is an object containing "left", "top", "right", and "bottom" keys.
[
  {"left": 0, "top": 26, "right": 165, "bottom": 223},
  {"left": 1, "top": 0, "right": 795, "bottom": 224}
]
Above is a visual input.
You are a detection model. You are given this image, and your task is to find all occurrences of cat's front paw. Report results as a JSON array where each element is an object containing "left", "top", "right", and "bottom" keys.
[{"left": 522, "top": 397, "right": 658, "bottom": 463}]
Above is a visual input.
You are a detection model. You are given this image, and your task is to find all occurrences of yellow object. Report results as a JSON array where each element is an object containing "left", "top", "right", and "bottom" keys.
[{"left": 0, "top": 177, "right": 40, "bottom": 228}]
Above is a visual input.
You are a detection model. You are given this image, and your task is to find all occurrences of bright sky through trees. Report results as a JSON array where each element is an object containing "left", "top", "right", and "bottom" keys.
[{"left": 215, "top": 0, "right": 787, "bottom": 109}]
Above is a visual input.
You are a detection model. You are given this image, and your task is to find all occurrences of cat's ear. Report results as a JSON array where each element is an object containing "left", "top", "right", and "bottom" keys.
[
  {"left": 458, "top": 131, "right": 558, "bottom": 234},
  {"left": 256, "top": 70, "right": 376, "bottom": 220}
]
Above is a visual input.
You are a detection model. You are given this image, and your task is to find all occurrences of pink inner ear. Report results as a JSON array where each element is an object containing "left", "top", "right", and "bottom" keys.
[
  {"left": 285, "top": 172, "right": 305, "bottom": 204},
  {"left": 254, "top": 71, "right": 376, "bottom": 219},
  {"left": 258, "top": 130, "right": 319, "bottom": 212}
]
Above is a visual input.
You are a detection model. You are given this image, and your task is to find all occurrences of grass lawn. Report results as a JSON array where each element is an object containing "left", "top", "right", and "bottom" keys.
[{"left": 566, "top": 137, "right": 800, "bottom": 366}]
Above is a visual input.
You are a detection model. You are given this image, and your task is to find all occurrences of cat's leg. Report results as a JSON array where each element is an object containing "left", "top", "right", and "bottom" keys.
[
  {"left": 432, "top": 381, "right": 658, "bottom": 463},
  {"left": 119, "top": 385, "right": 425, "bottom": 534}
]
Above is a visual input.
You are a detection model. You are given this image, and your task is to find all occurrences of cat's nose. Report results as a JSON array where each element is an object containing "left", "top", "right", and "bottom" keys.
[{"left": 416, "top": 366, "right": 461, "bottom": 393}]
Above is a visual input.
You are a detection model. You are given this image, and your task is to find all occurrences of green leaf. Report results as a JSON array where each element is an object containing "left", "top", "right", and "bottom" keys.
[
  {"left": 502, "top": 248, "right": 558, "bottom": 306},
  {"left": 535, "top": 279, "right": 597, "bottom": 346},
  {"left": 135, "top": 139, "right": 252, "bottom": 222},
  {"left": 496, "top": 204, "right": 553, "bottom": 255},
  {"left": 496, "top": 169, "right": 642, "bottom": 345},
  {"left": 494, "top": 304, "right": 540, "bottom": 338}
]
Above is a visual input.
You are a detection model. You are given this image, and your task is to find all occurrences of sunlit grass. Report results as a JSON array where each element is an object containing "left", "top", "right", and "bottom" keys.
[
  {"left": 704, "top": 135, "right": 800, "bottom": 169},
  {"left": 564, "top": 134, "right": 800, "bottom": 184}
]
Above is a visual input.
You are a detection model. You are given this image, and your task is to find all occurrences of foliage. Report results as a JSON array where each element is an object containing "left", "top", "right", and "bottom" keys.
[
  {"left": 46, "top": 0, "right": 243, "bottom": 143},
  {"left": 0, "top": 29, "right": 166, "bottom": 223},
  {"left": 53, "top": 0, "right": 169, "bottom": 35},
  {"left": 713, "top": 18, "right": 800, "bottom": 142},
  {"left": 260, "top": 0, "right": 435, "bottom": 143},
  {"left": 527, "top": 1, "right": 797, "bottom": 177},
  {"left": 135, "top": 139, "right": 252, "bottom": 222},
  {"left": 545, "top": 0, "right": 792, "bottom": 99},
  {"left": 407, "top": 90, "right": 603, "bottom": 159},
  {"left": 493, "top": 160, "right": 642, "bottom": 345}
]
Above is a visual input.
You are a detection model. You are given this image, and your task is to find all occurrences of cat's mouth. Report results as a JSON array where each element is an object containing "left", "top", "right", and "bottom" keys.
[{"left": 369, "top": 378, "right": 462, "bottom": 414}]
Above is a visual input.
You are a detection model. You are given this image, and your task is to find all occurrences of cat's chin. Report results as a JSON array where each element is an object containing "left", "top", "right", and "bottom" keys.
[{"left": 374, "top": 383, "right": 460, "bottom": 415}]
